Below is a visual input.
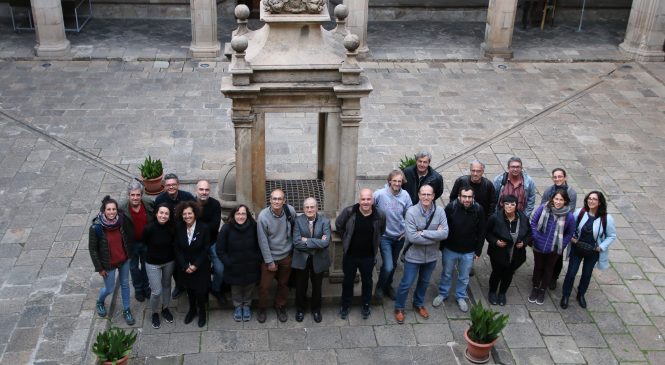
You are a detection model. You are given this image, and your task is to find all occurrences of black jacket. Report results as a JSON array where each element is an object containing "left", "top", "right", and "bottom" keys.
[
  {"left": 402, "top": 165, "right": 444, "bottom": 205},
  {"left": 173, "top": 221, "right": 211, "bottom": 291},
  {"left": 335, "top": 204, "right": 386, "bottom": 256},
  {"left": 88, "top": 216, "right": 134, "bottom": 272},
  {"left": 216, "top": 221, "right": 262, "bottom": 286},
  {"left": 485, "top": 210, "right": 531, "bottom": 268},
  {"left": 449, "top": 175, "right": 497, "bottom": 218},
  {"left": 198, "top": 197, "right": 222, "bottom": 243},
  {"left": 441, "top": 200, "right": 486, "bottom": 256}
]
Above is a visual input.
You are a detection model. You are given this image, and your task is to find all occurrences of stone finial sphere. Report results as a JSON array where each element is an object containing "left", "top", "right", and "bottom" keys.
[
  {"left": 334, "top": 4, "right": 349, "bottom": 20},
  {"left": 343, "top": 34, "right": 360, "bottom": 52},
  {"left": 235, "top": 4, "right": 250, "bottom": 20},
  {"left": 231, "top": 35, "right": 249, "bottom": 53}
]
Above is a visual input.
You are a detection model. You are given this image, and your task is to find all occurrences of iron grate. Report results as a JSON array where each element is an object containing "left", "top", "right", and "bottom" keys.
[{"left": 265, "top": 179, "right": 324, "bottom": 213}]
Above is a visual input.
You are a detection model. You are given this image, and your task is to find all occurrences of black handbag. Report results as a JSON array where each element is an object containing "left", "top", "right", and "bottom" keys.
[{"left": 574, "top": 240, "right": 597, "bottom": 258}]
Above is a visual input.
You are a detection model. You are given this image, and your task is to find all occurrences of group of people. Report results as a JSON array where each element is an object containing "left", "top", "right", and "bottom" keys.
[{"left": 88, "top": 151, "right": 616, "bottom": 329}]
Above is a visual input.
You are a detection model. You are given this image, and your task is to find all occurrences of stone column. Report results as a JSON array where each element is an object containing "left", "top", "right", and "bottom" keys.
[
  {"left": 251, "top": 112, "right": 266, "bottom": 212},
  {"left": 338, "top": 102, "right": 361, "bottom": 210},
  {"left": 322, "top": 112, "right": 341, "bottom": 216},
  {"left": 31, "top": 0, "right": 70, "bottom": 57},
  {"left": 190, "top": 0, "right": 221, "bottom": 58},
  {"left": 343, "top": 0, "right": 369, "bottom": 54},
  {"left": 619, "top": 0, "right": 665, "bottom": 62},
  {"left": 481, "top": 0, "right": 519, "bottom": 59},
  {"left": 231, "top": 103, "right": 259, "bottom": 213}
]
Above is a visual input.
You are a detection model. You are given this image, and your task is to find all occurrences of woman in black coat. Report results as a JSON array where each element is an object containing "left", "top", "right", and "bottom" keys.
[
  {"left": 486, "top": 194, "right": 532, "bottom": 306},
  {"left": 173, "top": 201, "right": 210, "bottom": 328},
  {"left": 216, "top": 204, "right": 261, "bottom": 322}
]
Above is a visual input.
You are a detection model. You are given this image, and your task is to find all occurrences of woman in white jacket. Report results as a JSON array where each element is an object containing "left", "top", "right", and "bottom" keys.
[{"left": 560, "top": 191, "right": 616, "bottom": 309}]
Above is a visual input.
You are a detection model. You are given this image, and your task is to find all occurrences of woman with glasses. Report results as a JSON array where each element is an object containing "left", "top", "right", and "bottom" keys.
[
  {"left": 529, "top": 189, "right": 576, "bottom": 305},
  {"left": 560, "top": 191, "right": 616, "bottom": 309},
  {"left": 216, "top": 204, "right": 261, "bottom": 322},
  {"left": 485, "top": 195, "right": 531, "bottom": 306}
]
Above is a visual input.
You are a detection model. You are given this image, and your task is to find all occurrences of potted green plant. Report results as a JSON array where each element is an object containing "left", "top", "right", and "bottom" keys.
[
  {"left": 138, "top": 155, "right": 164, "bottom": 195},
  {"left": 464, "top": 301, "right": 509, "bottom": 364},
  {"left": 398, "top": 154, "right": 417, "bottom": 170},
  {"left": 91, "top": 327, "right": 137, "bottom": 365}
]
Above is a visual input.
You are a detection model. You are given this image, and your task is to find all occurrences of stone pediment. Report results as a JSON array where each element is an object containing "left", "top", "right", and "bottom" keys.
[{"left": 263, "top": 0, "right": 326, "bottom": 14}]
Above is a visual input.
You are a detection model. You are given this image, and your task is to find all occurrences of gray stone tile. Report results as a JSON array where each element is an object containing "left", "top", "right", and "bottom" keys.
[
  {"left": 531, "top": 312, "right": 570, "bottom": 336},
  {"left": 340, "top": 326, "right": 377, "bottom": 348},
  {"left": 373, "top": 325, "right": 417, "bottom": 346},
  {"left": 502, "top": 323, "right": 546, "bottom": 349},
  {"left": 6, "top": 327, "right": 41, "bottom": 352},
  {"left": 605, "top": 334, "right": 646, "bottom": 362},
  {"left": 305, "top": 327, "right": 342, "bottom": 349},
  {"left": 412, "top": 323, "right": 454, "bottom": 345},
  {"left": 580, "top": 347, "right": 619, "bottom": 365},
  {"left": 217, "top": 351, "right": 255, "bottom": 365},
  {"left": 611, "top": 303, "right": 651, "bottom": 325},
  {"left": 336, "top": 348, "right": 375, "bottom": 365},
  {"left": 253, "top": 350, "right": 293, "bottom": 364},
  {"left": 371, "top": 346, "right": 414, "bottom": 364},
  {"left": 268, "top": 328, "right": 307, "bottom": 351},
  {"left": 625, "top": 280, "right": 658, "bottom": 295},
  {"left": 627, "top": 325, "right": 665, "bottom": 351},
  {"left": 543, "top": 336, "right": 585, "bottom": 364},
  {"left": 567, "top": 323, "right": 607, "bottom": 348},
  {"left": 510, "top": 348, "right": 554, "bottom": 365},
  {"left": 293, "top": 349, "right": 337, "bottom": 365},
  {"left": 635, "top": 294, "right": 665, "bottom": 316},
  {"left": 600, "top": 285, "right": 636, "bottom": 303},
  {"left": 590, "top": 312, "right": 628, "bottom": 334}
]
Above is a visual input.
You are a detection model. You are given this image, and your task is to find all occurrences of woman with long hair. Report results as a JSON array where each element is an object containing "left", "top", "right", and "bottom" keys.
[
  {"left": 173, "top": 201, "right": 210, "bottom": 327},
  {"left": 560, "top": 191, "right": 617, "bottom": 309},
  {"left": 216, "top": 204, "right": 261, "bottom": 322},
  {"left": 142, "top": 203, "right": 176, "bottom": 329},
  {"left": 529, "top": 189, "right": 575, "bottom": 305},
  {"left": 485, "top": 195, "right": 531, "bottom": 306},
  {"left": 89, "top": 195, "right": 135, "bottom": 325}
]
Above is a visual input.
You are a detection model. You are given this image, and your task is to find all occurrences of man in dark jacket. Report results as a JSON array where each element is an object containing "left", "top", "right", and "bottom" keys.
[
  {"left": 119, "top": 179, "right": 154, "bottom": 302},
  {"left": 449, "top": 160, "right": 496, "bottom": 218},
  {"left": 402, "top": 151, "right": 444, "bottom": 205},
  {"left": 195, "top": 180, "right": 225, "bottom": 304},
  {"left": 292, "top": 197, "right": 331, "bottom": 323},
  {"left": 433, "top": 186, "right": 486, "bottom": 312},
  {"left": 336, "top": 188, "right": 386, "bottom": 320}
]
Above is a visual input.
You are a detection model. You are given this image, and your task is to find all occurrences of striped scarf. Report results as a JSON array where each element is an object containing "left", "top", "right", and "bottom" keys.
[{"left": 537, "top": 205, "right": 570, "bottom": 254}]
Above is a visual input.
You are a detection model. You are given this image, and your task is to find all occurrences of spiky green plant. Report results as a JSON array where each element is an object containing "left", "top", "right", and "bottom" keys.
[
  {"left": 91, "top": 327, "right": 137, "bottom": 363},
  {"left": 138, "top": 155, "right": 163, "bottom": 180},
  {"left": 398, "top": 154, "right": 417, "bottom": 170},
  {"left": 468, "top": 301, "right": 509, "bottom": 344}
]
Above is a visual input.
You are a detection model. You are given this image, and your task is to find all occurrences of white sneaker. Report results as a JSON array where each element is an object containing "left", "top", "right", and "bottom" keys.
[
  {"left": 457, "top": 298, "right": 468, "bottom": 312},
  {"left": 432, "top": 294, "right": 446, "bottom": 307}
]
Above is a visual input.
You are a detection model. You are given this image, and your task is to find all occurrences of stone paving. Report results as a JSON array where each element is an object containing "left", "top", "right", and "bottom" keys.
[{"left": 0, "top": 14, "right": 665, "bottom": 365}]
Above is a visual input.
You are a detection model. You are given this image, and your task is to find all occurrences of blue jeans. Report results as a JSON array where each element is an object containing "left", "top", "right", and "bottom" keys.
[
  {"left": 341, "top": 255, "right": 375, "bottom": 308},
  {"left": 97, "top": 260, "right": 131, "bottom": 310},
  {"left": 209, "top": 243, "right": 224, "bottom": 292},
  {"left": 562, "top": 249, "right": 599, "bottom": 297},
  {"left": 376, "top": 235, "right": 405, "bottom": 291},
  {"left": 438, "top": 248, "right": 474, "bottom": 300},
  {"left": 129, "top": 241, "right": 149, "bottom": 292},
  {"left": 395, "top": 260, "right": 437, "bottom": 310}
]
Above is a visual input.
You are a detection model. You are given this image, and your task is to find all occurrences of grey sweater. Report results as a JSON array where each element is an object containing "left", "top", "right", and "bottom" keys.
[
  {"left": 257, "top": 205, "right": 296, "bottom": 264},
  {"left": 404, "top": 203, "right": 449, "bottom": 264}
]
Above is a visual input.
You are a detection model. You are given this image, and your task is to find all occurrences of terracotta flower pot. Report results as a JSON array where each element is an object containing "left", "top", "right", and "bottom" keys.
[
  {"left": 464, "top": 328, "right": 497, "bottom": 364},
  {"left": 142, "top": 174, "right": 164, "bottom": 195},
  {"left": 101, "top": 355, "right": 129, "bottom": 365}
]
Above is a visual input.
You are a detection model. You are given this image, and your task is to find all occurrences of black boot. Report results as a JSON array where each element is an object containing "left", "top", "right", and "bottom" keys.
[
  {"left": 184, "top": 292, "right": 197, "bottom": 324},
  {"left": 197, "top": 304, "right": 207, "bottom": 327},
  {"left": 560, "top": 296, "right": 569, "bottom": 309},
  {"left": 577, "top": 293, "right": 587, "bottom": 308}
]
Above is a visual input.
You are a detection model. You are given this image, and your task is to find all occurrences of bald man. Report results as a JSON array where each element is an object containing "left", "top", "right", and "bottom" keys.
[{"left": 336, "top": 189, "right": 386, "bottom": 320}]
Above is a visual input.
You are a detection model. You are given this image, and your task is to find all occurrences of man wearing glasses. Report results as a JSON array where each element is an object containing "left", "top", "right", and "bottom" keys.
[
  {"left": 256, "top": 188, "right": 296, "bottom": 323},
  {"left": 372, "top": 170, "right": 412, "bottom": 301},
  {"left": 433, "top": 186, "right": 486, "bottom": 312},
  {"left": 493, "top": 156, "right": 537, "bottom": 217}
]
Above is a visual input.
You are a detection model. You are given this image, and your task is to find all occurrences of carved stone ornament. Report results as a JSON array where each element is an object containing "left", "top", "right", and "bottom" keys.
[{"left": 263, "top": 0, "right": 325, "bottom": 14}]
